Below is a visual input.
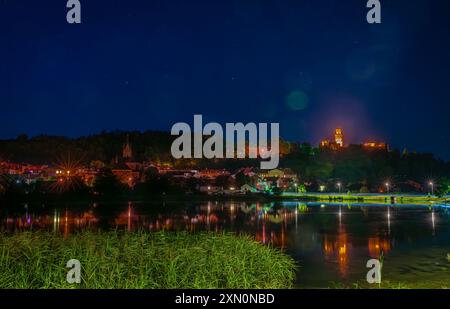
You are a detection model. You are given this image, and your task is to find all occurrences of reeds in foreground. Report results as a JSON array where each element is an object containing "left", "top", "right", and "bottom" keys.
[{"left": 0, "top": 231, "right": 297, "bottom": 289}]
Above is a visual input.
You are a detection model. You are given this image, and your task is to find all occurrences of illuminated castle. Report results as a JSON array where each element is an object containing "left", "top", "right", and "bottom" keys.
[
  {"left": 319, "top": 128, "right": 388, "bottom": 151},
  {"left": 320, "top": 128, "right": 345, "bottom": 149}
]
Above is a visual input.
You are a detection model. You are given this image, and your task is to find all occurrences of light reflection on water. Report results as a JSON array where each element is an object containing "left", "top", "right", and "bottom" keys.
[{"left": 1, "top": 201, "right": 449, "bottom": 287}]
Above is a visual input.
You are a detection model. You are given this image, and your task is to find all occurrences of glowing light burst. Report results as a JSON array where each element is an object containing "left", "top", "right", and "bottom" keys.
[
  {"left": 49, "top": 177, "right": 84, "bottom": 193},
  {"left": 54, "top": 151, "right": 85, "bottom": 175},
  {"left": 50, "top": 152, "right": 86, "bottom": 193}
]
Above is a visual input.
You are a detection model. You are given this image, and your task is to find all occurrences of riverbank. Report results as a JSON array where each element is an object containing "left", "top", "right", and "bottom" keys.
[
  {"left": 0, "top": 231, "right": 297, "bottom": 289},
  {"left": 2, "top": 191, "right": 448, "bottom": 205},
  {"left": 278, "top": 192, "right": 450, "bottom": 204}
]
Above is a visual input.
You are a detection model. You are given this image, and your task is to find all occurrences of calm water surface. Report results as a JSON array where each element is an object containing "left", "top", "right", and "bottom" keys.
[{"left": 1, "top": 201, "right": 449, "bottom": 288}]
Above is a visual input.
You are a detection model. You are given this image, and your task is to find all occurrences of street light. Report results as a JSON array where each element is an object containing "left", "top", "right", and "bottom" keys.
[
  {"left": 429, "top": 181, "right": 434, "bottom": 195},
  {"left": 337, "top": 182, "right": 341, "bottom": 193},
  {"left": 385, "top": 182, "right": 390, "bottom": 193}
]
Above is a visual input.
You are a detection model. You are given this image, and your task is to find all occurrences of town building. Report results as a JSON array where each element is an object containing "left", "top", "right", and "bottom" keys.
[
  {"left": 362, "top": 141, "right": 388, "bottom": 151},
  {"left": 256, "top": 168, "right": 298, "bottom": 190},
  {"left": 111, "top": 163, "right": 140, "bottom": 187}
]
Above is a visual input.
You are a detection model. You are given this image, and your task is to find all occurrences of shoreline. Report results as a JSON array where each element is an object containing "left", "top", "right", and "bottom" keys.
[{"left": 1, "top": 192, "right": 449, "bottom": 206}]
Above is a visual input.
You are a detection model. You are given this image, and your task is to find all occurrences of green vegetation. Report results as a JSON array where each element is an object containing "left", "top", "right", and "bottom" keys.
[
  {"left": 283, "top": 145, "right": 450, "bottom": 193},
  {"left": 436, "top": 177, "right": 450, "bottom": 197},
  {"left": 0, "top": 231, "right": 297, "bottom": 289},
  {"left": 279, "top": 192, "right": 449, "bottom": 204}
]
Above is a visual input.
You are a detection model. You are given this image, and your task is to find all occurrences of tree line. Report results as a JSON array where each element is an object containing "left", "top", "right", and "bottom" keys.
[{"left": 1, "top": 131, "right": 450, "bottom": 196}]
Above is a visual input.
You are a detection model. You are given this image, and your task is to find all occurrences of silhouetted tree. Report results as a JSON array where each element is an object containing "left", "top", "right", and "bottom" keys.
[
  {"left": 436, "top": 177, "right": 450, "bottom": 197},
  {"left": 93, "top": 168, "right": 126, "bottom": 197}
]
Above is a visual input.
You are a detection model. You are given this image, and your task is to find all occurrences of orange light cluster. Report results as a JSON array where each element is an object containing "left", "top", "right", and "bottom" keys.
[{"left": 363, "top": 142, "right": 387, "bottom": 149}]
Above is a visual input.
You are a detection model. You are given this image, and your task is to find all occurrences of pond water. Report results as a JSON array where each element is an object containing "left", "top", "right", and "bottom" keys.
[{"left": 1, "top": 201, "right": 449, "bottom": 288}]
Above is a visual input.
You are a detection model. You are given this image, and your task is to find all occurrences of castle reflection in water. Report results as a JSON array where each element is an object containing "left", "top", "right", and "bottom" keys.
[{"left": 1, "top": 201, "right": 444, "bottom": 279}]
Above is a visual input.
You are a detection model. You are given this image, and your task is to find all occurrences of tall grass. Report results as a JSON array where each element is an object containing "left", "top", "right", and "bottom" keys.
[{"left": 0, "top": 231, "right": 297, "bottom": 289}]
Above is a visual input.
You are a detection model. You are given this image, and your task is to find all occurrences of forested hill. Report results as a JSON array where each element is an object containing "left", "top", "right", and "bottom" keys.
[
  {"left": 1, "top": 131, "right": 450, "bottom": 189},
  {"left": 0, "top": 131, "right": 174, "bottom": 165}
]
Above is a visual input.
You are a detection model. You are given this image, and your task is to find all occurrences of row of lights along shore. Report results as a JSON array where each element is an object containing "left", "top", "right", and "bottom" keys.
[{"left": 333, "top": 181, "right": 435, "bottom": 195}]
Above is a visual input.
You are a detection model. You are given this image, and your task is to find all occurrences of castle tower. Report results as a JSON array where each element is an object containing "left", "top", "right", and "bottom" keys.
[
  {"left": 334, "top": 128, "right": 344, "bottom": 147},
  {"left": 122, "top": 135, "right": 133, "bottom": 160}
]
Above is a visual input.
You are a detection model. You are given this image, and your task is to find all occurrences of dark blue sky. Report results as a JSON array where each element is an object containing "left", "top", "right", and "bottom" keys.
[{"left": 1, "top": 0, "right": 450, "bottom": 159}]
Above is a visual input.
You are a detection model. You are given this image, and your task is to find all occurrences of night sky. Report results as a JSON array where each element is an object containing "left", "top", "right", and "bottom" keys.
[{"left": 1, "top": 0, "right": 450, "bottom": 159}]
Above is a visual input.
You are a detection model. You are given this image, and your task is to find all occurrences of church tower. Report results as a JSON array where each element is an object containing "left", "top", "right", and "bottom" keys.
[
  {"left": 122, "top": 135, "right": 133, "bottom": 160},
  {"left": 334, "top": 128, "right": 344, "bottom": 147}
]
